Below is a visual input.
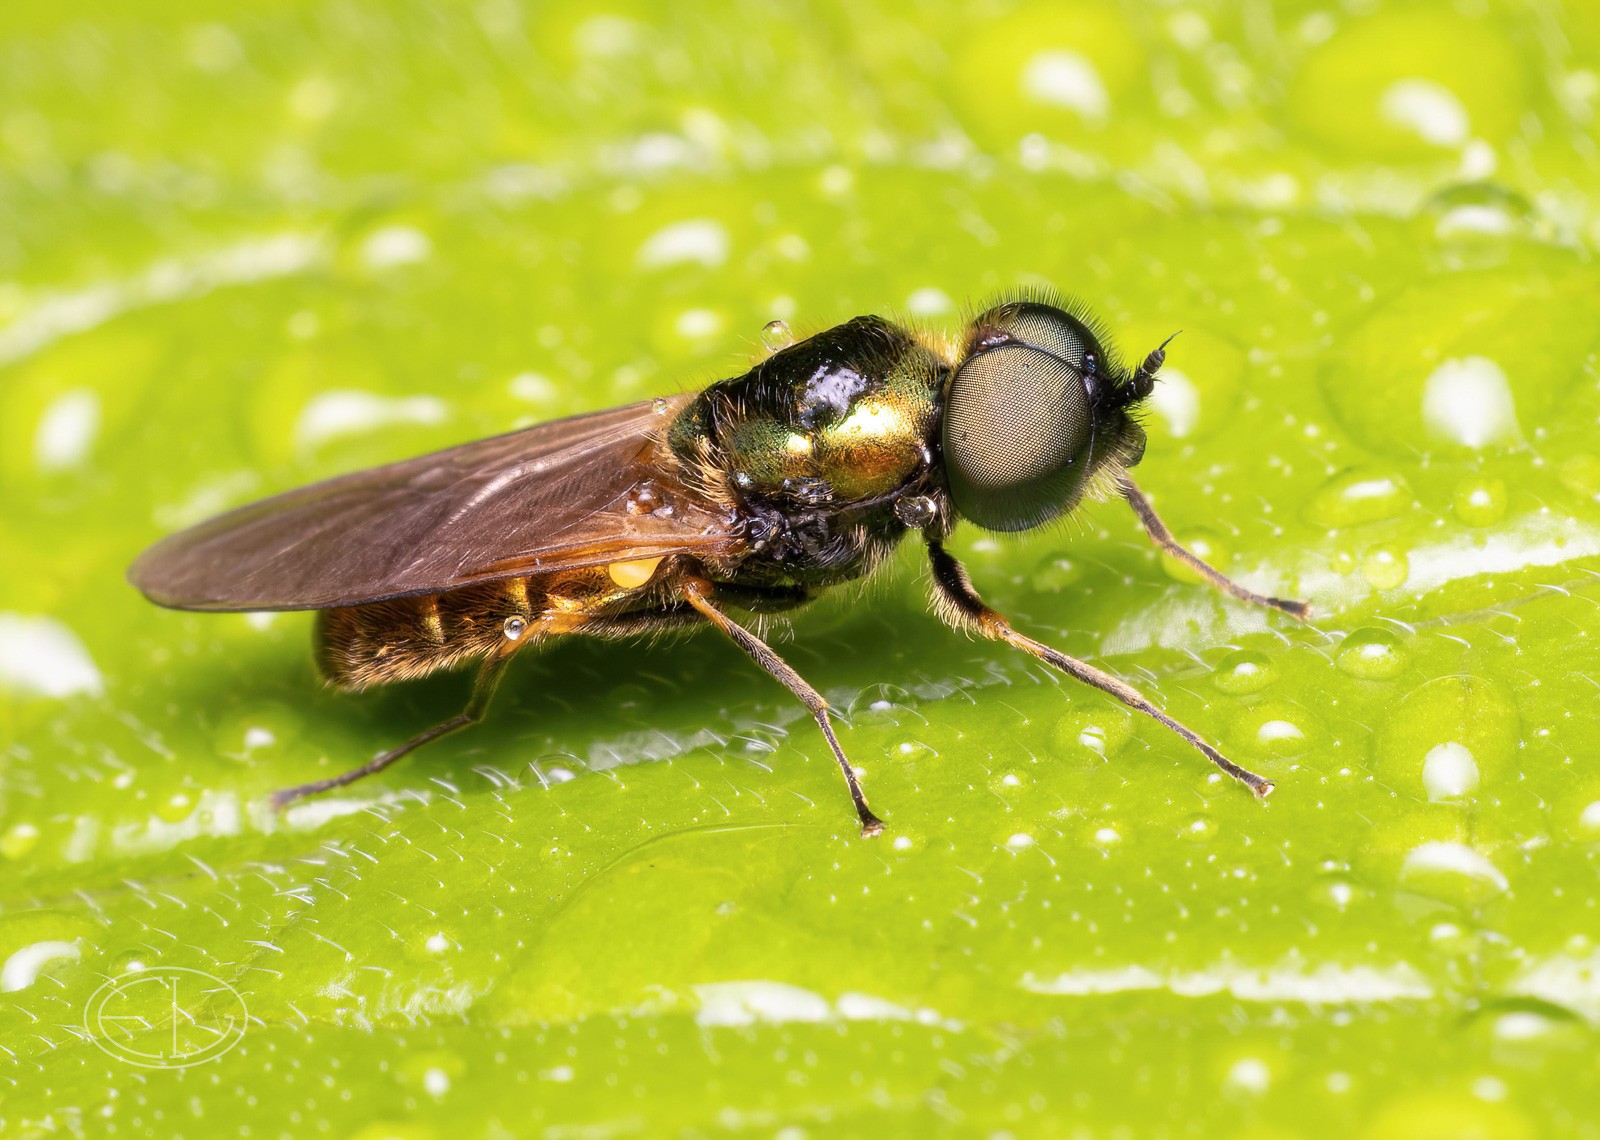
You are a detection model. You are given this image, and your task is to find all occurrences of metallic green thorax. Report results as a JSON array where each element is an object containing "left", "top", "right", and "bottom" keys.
[{"left": 669, "top": 316, "right": 946, "bottom": 506}]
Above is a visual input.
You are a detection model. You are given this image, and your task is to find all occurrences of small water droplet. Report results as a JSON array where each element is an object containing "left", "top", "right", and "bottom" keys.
[
  {"left": 651, "top": 397, "right": 669, "bottom": 415},
  {"left": 1180, "top": 814, "right": 1216, "bottom": 843},
  {"left": 155, "top": 791, "right": 196, "bottom": 824},
  {"left": 893, "top": 494, "right": 938, "bottom": 529},
  {"left": 625, "top": 480, "right": 660, "bottom": 515},
  {"left": 1313, "top": 873, "right": 1364, "bottom": 911},
  {"left": 1336, "top": 628, "right": 1410, "bottom": 680},
  {"left": 1052, "top": 705, "right": 1134, "bottom": 756},
  {"left": 1224, "top": 1056, "right": 1272, "bottom": 1095},
  {"left": 1360, "top": 544, "right": 1410, "bottom": 590},
  {"left": 1452, "top": 477, "right": 1508, "bottom": 527},
  {"left": 503, "top": 616, "right": 527, "bottom": 641},
  {"left": 1030, "top": 555, "right": 1083, "bottom": 593},
  {"left": 760, "top": 319, "right": 793, "bottom": 351},
  {"left": 1231, "top": 701, "right": 1317, "bottom": 758},
  {"left": 1212, "top": 649, "right": 1276, "bottom": 695}
]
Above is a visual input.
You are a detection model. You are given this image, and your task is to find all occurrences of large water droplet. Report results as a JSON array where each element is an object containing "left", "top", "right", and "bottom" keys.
[
  {"left": 1376, "top": 674, "right": 1519, "bottom": 790},
  {"left": 1307, "top": 467, "right": 1413, "bottom": 527}
]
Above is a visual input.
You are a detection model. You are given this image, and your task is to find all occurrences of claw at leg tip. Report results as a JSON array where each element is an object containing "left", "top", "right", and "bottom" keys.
[
  {"left": 860, "top": 816, "right": 886, "bottom": 838},
  {"left": 1254, "top": 781, "right": 1275, "bottom": 800}
]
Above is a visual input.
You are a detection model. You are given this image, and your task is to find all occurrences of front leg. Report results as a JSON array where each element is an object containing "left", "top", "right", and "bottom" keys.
[
  {"left": 1119, "top": 476, "right": 1310, "bottom": 620},
  {"left": 925, "top": 539, "right": 1274, "bottom": 799}
]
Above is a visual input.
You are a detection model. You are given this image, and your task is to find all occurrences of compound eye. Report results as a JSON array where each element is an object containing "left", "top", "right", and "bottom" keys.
[
  {"left": 942, "top": 344, "right": 1094, "bottom": 532},
  {"left": 970, "top": 301, "right": 1102, "bottom": 372}
]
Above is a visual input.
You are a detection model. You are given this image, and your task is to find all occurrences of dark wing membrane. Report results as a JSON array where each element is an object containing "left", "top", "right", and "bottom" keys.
[{"left": 129, "top": 395, "right": 739, "bottom": 611}]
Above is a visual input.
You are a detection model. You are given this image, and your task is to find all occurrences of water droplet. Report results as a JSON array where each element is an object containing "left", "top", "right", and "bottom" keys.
[
  {"left": 1379, "top": 79, "right": 1469, "bottom": 146},
  {"left": 636, "top": 219, "right": 730, "bottom": 270},
  {"left": 1576, "top": 801, "right": 1600, "bottom": 840},
  {"left": 1318, "top": 271, "right": 1596, "bottom": 459},
  {"left": 1231, "top": 701, "right": 1317, "bottom": 758},
  {"left": 1468, "top": 999, "right": 1590, "bottom": 1068},
  {"left": 1400, "top": 841, "right": 1507, "bottom": 903},
  {"left": 625, "top": 480, "right": 661, "bottom": 515},
  {"left": 760, "top": 319, "right": 793, "bottom": 351},
  {"left": 1422, "top": 742, "right": 1480, "bottom": 801},
  {"left": 1453, "top": 477, "right": 1508, "bottom": 527},
  {"left": 1091, "top": 826, "right": 1121, "bottom": 848},
  {"left": 1006, "top": 832, "right": 1035, "bottom": 850},
  {"left": 1558, "top": 454, "right": 1600, "bottom": 499},
  {"left": 1160, "top": 529, "right": 1231, "bottom": 584},
  {"left": 1307, "top": 467, "right": 1413, "bottom": 527},
  {"left": 1180, "top": 814, "right": 1216, "bottom": 843},
  {"left": 651, "top": 397, "right": 669, "bottom": 415},
  {"left": 1030, "top": 555, "right": 1083, "bottom": 593},
  {"left": 1052, "top": 704, "right": 1133, "bottom": 757},
  {"left": 0, "top": 823, "right": 39, "bottom": 860},
  {"left": 1212, "top": 650, "right": 1276, "bottom": 695},
  {"left": 1376, "top": 675, "right": 1518, "bottom": 789},
  {"left": 0, "top": 910, "right": 97, "bottom": 993},
  {"left": 155, "top": 791, "right": 196, "bottom": 824},
  {"left": 1360, "top": 545, "right": 1410, "bottom": 591},
  {"left": 848, "top": 685, "right": 922, "bottom": 729},
  {"left": 1224, "top": 1056, "right": 1272, "bottom": 1095},
  {"left": 503, "top": 616, "right": 527, "bottom": 641},
  {"left": 893, "top": 494, "right": 938, "bottom": 529},
  {"left": 1336, "top": 628, "right": 1410, "bottom": 680},
  {"left": 1312, "top": 874, "right": 1365, "bottom": 911},
  {"left": 1422, "top": 356, "right": 1521, "bottom": 449}
]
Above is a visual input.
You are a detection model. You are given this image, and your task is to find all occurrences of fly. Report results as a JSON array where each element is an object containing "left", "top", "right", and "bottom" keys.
[{"left": 129, "top": 294, "right": 1310, "bottom": 836}]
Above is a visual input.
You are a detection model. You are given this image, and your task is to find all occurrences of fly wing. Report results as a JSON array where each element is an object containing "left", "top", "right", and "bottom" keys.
[{"left": 129, "top": 395, "right": 739, "bottom": 611}]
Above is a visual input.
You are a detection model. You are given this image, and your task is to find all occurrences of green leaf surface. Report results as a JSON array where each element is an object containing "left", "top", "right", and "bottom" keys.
[{"left": 4, "top": 1, "right": 1600, "bottom": 1136}]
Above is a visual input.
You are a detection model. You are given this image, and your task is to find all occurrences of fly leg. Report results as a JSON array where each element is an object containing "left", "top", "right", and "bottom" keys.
[
  {"left": 271, "top": 645, "right": 516, "bottom": 810},
  {"left": 1119, "top": 475, "right": 1310, "bottom": 620},
  {"left": 926, "top": 539, "right": 1274, "bottom": 799},
  {"left": 680, "top": 577, "right": 886, "bottom": 837}
]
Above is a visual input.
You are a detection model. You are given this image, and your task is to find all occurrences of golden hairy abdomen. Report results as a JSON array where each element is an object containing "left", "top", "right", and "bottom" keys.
[{"left": 316, "top": 560, "right": 666, "bottom": 689}]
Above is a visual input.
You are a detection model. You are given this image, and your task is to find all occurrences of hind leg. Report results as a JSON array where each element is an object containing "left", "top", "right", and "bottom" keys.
[{"left": 271, "top": 646, "right": 515, "bottom": 810}]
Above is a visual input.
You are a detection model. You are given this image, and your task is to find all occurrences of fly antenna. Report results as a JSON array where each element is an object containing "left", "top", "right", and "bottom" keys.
[{"left": 1126, "top": 331, "right": 1179, "bottom": 401}]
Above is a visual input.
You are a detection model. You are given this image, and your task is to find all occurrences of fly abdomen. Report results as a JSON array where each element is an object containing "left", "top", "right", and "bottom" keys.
[{"left": 316, "top": 579, "right": 534, "bottom": 689}]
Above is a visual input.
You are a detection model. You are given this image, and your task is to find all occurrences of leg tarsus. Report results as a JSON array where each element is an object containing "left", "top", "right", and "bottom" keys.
[
  {"left": 682, "top": 578, "right": 885, "bottom": 837},
  {"left": 926, "top": 539, "right": 1274, "bottom": 799},
  {"left": 1120, "top": 476, "right": 1311, "bottom": 621},
  {"left": 271, "top": 648, "right": 514, "bottom": 811}
]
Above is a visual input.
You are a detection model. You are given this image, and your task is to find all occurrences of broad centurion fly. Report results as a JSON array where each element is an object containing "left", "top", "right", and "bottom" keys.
[{"left": 130, "top": 294, "right": 1310, "bottom": 836}]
